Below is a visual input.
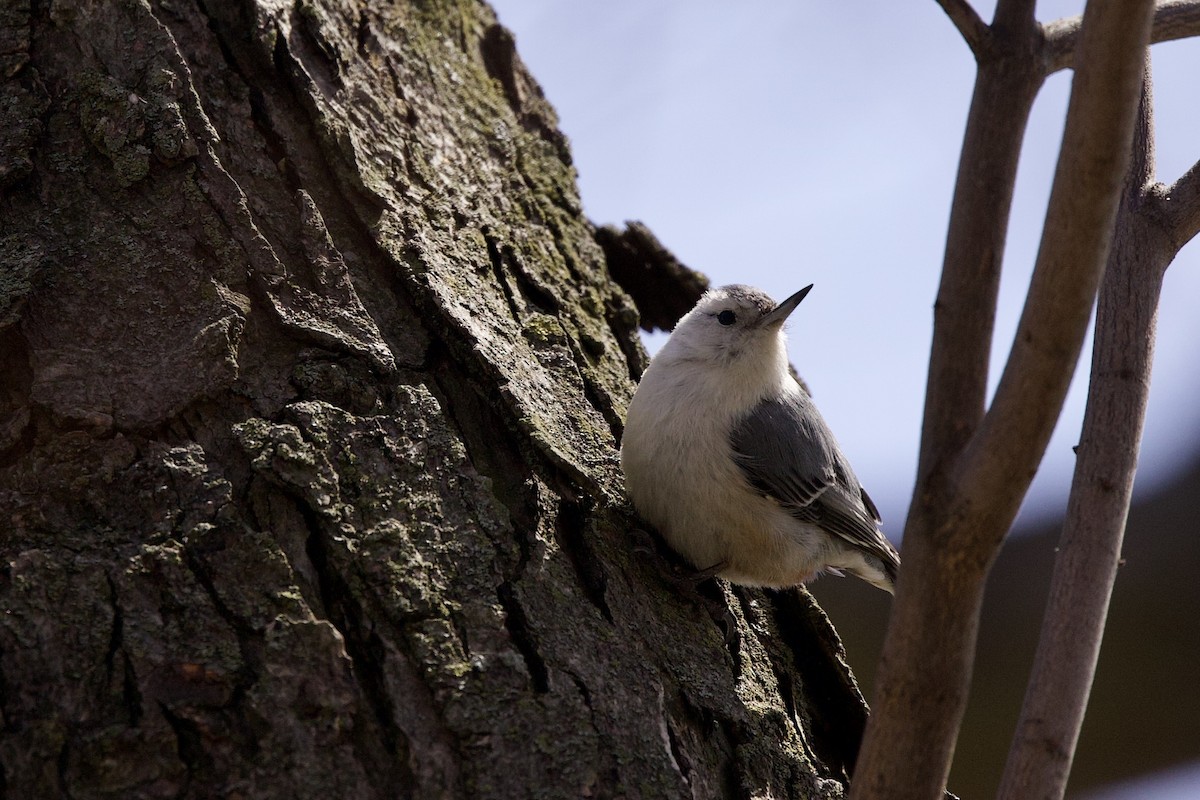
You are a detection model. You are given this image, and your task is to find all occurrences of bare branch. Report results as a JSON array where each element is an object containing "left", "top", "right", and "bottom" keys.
[
  {"left": 955, "top": 0, "right": 1155, "bottom": 534},
  {"left": 848, "top": 7, "right": 1046, "bottom": 800},
  {"left": 1129, "top": 63, "right": 1160, "bottom": 188},
  {"left": 1161, "top": 158, "right": 1200, "bottom": 248},
  {"left": 914, "top": 38, "right": 1044, "bottom": 506},
  {"left": 1045, "top": 0, "right": 1200, "bottom": 74},
  {"left": 851, "top": 2, "right": 1156, "bottom": 798},
  {"left": 935, "top": 0, "right": 991, "bottom": 56},
  {"left": 999, "top": 65, "right": 1169, "bottom": 800}
]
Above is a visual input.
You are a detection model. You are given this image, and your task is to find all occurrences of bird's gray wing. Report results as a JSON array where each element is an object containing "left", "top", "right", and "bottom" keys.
[{"left": 730, "top": 392, "right": 899, "bottom": 578}]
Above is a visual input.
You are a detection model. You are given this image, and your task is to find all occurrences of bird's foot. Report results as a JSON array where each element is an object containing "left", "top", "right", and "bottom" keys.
[
  {"left": 628, "top": 527, "right": 737, "bottom": 645},
  {"left": 629, "top": 526, "right": 719, "bottom": 585}
]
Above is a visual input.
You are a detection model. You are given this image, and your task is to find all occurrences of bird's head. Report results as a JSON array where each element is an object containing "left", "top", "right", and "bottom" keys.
[{"left": 662, "top": 284, "right": 812, "bottom": 369}]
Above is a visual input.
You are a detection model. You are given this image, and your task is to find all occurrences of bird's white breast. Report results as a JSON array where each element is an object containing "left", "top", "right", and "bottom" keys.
[{"left": 621, "top": 351, "right": 827, "bottom": 584}]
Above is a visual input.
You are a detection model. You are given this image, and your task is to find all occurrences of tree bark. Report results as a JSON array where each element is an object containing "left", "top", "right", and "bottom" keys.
[{"left": 0, "top": 1, "right": 871, "bottom": 798}]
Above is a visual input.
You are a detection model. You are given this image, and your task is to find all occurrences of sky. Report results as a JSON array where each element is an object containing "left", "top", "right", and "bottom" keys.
[
  {"left": 487, "top": 0, "right": 1200, "bottom": 537},
  {"left": 484, "top": 2, "right": 1200, "bottom": 796}
]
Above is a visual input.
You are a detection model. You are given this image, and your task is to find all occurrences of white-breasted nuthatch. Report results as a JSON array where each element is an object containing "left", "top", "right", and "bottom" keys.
[{"left": 621, "top": 284, "right": 900, "bottom": 593}]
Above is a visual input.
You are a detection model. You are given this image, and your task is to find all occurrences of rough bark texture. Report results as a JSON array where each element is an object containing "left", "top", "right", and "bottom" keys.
[{"left": 0, "top": 1, "right": 871, "bottom": 798}]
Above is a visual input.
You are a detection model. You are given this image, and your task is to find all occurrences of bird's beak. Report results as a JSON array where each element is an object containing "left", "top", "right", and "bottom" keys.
[{"left": 761, "top": 284, "right": 813, "bottom": 328}]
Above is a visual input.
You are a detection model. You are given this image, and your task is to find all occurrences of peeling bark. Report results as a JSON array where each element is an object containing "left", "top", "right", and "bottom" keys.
[{"left": 0, "top": 1, "right": 871, "bottom": 797}]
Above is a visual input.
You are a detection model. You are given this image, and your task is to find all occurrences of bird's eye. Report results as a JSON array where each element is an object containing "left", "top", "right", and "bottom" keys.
[{"left": 717, "top": 310, "right": 736, "bottom": 326}]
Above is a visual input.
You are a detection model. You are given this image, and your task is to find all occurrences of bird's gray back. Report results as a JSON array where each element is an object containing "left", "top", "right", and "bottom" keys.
[{"left": 729, "top": 389, "right": 899, "bottom": 580}]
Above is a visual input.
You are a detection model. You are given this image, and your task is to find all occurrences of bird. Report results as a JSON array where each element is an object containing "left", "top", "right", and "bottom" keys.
[{"left": 620, "top": 284, "right": 900, "bottom": 593}]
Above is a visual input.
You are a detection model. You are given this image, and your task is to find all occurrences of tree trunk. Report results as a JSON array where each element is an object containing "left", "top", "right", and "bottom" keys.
[{"left": 0, "top": 2, "right": 872, "bottom": 797}]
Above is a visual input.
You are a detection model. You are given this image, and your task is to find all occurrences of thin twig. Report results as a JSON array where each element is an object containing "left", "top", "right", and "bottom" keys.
[
  {"left": 1044, "top": 0, "right": 1200, "bottom": 74},
  {"left": 935, "top": 0, "right": 991, "bottom": 57},
  {"left": 1161, "top": 158, "right": 1200, "bottom": 247}
]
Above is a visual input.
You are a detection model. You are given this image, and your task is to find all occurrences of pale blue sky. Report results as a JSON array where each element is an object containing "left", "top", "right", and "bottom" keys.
[{"left": 489, "top": 1, "right": 1200, "bottom": 545}]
